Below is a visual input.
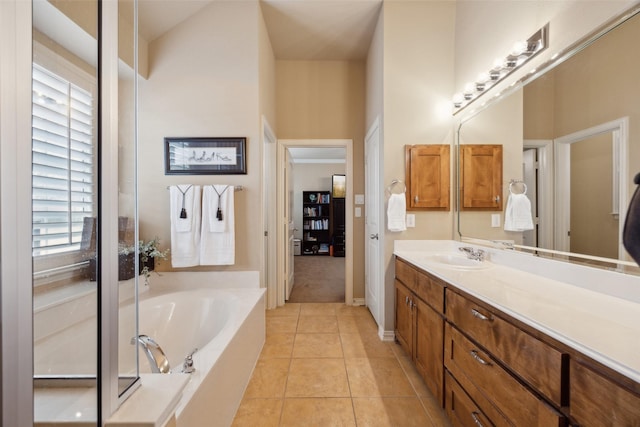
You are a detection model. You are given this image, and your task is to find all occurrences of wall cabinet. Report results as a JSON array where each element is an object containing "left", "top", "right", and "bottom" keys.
[
  {"left": 395, "top": 255, "right": 640, "bottom": 427},
  {"left": 459, "top": 144, "right": 503, "bottom": 210},
  {"left": 405, "top": 144, "right": 450, "bottom": 211},
  {"left": 302, "top": 191, "right": 331, "bottom": 255}
]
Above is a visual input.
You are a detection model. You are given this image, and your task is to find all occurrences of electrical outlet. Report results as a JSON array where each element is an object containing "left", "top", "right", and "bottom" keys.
[
  {"left": 491, "top": 214, "right": 501, "bottom": 228},
  {"left": 355, "top": 207, "right": 362, "bottom": 217},
  {"left": 406, "top": 214, "right": 416, "bottom": 228}
]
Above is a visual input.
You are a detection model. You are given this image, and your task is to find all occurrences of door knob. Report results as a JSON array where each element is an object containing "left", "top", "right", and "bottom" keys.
[{"left": 370, "top": 233, "right": 379, "bottom": 240}]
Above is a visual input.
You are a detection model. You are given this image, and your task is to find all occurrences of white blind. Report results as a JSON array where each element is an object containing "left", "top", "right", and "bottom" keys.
[{"left": 32, "top": 64, "right": 95, "bottom": 256}]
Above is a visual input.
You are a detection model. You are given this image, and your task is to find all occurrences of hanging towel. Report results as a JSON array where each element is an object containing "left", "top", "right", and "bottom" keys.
[
  {"left": 504, "top": 193, "right": 534, "bottom": 231},
  {"left": 387, "top": 193, "right": 407, "bottom": 232},
  {"left": 170, "top": 185, "right": 201, "bottom": 267},
  {"left": 200, "top": 185, "right": 235, "bottom": 265}
]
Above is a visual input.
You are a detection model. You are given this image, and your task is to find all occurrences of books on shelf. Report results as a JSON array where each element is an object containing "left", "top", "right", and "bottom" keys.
[
  {"left": 305, "top": 192, "right": 331, "bottom": 204},
  {"left": 303, "top": 219, "right": 329, "bottom": 230},
  {"left": 303, "top": 205, "right": 324, "bottom": 217}
]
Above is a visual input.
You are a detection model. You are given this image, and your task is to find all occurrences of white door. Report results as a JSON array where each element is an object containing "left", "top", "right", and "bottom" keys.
[
  {"left": 284, "top": 150, "right": 295, "bottom": 300},
  {"left": 522, "top": 148, "right": 538, "bottom": 247},
  {"left": 365, "top": 119, "right": 382, "bottom": 328}
]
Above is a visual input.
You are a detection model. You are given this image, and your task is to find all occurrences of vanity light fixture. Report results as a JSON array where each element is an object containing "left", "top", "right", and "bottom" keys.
[{"left": 453, "top": 24, "right": 548, "bottom": 114}]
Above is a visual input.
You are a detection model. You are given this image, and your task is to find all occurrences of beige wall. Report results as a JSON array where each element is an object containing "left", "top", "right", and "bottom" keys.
[
  {"left": 138, "top": 1, "right": 268, "bottom": 274},
  {"left": 377, "top": 1, "right": 456, "bottom": 331},
  {"left": 276, "top": 60, "right": 366, "bottom": 298}
]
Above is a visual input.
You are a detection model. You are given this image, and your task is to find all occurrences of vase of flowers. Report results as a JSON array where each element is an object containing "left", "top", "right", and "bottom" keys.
[{"left": 87, "top": 237, "right": 169, "bottom": 283}]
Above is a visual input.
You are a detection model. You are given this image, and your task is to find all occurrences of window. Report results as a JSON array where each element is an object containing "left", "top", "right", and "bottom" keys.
[{"left": 32, "top": 63, "right": 95, "bottom": 257}]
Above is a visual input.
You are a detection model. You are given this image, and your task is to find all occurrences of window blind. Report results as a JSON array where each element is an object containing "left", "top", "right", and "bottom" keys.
[{"left": 32, "top": 64, "right": 95, "bottom": 256}]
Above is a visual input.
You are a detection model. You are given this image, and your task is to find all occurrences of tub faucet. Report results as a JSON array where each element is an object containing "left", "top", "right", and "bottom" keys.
[
  {"left": 131, "top": 334, "right": 171, "bottom": 374},
  {"left": 459, "top": 246, "right": 486, "bottom": 261},
  {"left": 182, "top": 348, "right": 198, "bottom": 374}
]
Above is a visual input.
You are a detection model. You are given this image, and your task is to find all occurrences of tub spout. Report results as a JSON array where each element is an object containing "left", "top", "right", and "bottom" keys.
[
  {"left": 131, "top": 334, "right": 171, "bottom": 374},
  {"left": 182, "top": 348, "right": 198, "bottom": 374}
]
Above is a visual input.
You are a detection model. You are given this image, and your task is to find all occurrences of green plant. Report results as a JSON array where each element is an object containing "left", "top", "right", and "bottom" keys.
[{"left": 119, "top": 237, "right": 169, "bottom": 284}]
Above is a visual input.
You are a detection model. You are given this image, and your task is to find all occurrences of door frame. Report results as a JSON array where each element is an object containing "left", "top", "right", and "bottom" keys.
[
  {"left": 274, "top": 139, "right": 353, "bottom": 307},
  {"left": 261, "top": 116, "right": 277, "bottom": 309},
  {"left": 523, "top": 139, "right": 553, "bottom": 250}
]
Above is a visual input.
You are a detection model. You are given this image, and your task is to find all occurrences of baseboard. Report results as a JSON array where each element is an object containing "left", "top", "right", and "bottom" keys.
[
  {"left": 378, "top": 329, "right": 395, "bottom": 342},
  {"left": 352, "top": 297, "right": 365, "bottom": 306}
]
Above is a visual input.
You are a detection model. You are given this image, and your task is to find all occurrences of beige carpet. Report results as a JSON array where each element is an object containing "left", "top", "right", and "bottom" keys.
[{"left": 288, "top": 255, "right": 345, "bottom": 303}]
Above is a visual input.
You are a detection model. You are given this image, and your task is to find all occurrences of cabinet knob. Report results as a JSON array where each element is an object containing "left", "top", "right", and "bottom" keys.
[
  {"left": 414, "top": 195, "right": 419, "bottom": 203},
  {"left": 494, "top": 195, "right": 500, "bottom": 203},
  {"left": 405, "top": 296, "right": 409, "bottom": 305}
]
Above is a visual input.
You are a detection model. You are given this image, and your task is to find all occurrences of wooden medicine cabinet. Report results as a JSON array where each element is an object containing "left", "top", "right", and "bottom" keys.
[
  {"left": 405, "top": 144, "right": 450, "bottom": 211},
  {"left": 459, "top": 144, "right": 503, "bottom": 210}
]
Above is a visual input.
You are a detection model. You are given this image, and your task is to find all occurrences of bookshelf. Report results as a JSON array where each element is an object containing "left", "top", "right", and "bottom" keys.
[{"left": 302, "top": 191, "right": 331, "bottom": 255}]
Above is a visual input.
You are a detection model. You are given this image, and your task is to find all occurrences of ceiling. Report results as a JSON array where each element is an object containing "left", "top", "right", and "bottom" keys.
[
  {"left": 138, "top": 0, "right": 383, "bottom": 60},
  {"left": 288, "top": 147, "right": 346, "bottom": 163}
]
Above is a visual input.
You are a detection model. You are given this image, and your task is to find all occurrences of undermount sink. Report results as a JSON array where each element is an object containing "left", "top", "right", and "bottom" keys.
[{"left": 423, "top": 253, "right": 492, "bottom": 270}]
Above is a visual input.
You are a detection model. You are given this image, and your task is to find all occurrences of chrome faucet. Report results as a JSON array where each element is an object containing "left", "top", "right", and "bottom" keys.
[
  {"left": 131, "top": 334, "right": 171, "bottom": 374},
  {"left": 459, "top": 246, "right": 486, "bottom": 261},
  {"left": 181, "top": 348, "right": 198, "bottom": 374}
]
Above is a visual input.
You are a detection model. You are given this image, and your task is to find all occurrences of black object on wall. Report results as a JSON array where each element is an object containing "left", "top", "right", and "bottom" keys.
[{"left": 623, "top": 172, "right": 640, "bottom": 265}]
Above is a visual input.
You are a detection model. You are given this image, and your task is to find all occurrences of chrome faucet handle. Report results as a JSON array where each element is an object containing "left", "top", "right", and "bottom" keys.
[{"left": 182, "top": 348, "right": 198, "bottom": 374}]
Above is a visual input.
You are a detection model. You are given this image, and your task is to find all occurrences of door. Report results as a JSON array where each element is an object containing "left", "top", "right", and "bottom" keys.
[
  {"left": 522, "top": 148, "right": 538, "bottom": 247},
  {"left": 365, "top": 119, "right": 382, "bottom": 327},
  {"left": 284, "top": 150, "right": 295, "bottom": 299}
]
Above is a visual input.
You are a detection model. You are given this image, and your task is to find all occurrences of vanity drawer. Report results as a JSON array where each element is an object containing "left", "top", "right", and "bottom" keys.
[
  {"left": 416, "top": 270, "right": 445, "bottom": 314},
  {"left": 446, "top": 290, "right": 566, "bottom": 406},
  {"left": 395, "top": 258, "right": 417, "bottom": 292},
  {"left": 445, "top": 323, "right": 565, "bottom": 427},
  {"left": 445, "top": 370, "right": 496, "bottom": 427},
  {"left": 570, "top": 360, "right": 640, "bottom": 426}
]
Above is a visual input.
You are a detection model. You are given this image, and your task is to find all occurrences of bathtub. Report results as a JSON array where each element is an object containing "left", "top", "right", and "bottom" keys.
[{"left": 136, "top": 287, "right": 265, "bottom": 427}]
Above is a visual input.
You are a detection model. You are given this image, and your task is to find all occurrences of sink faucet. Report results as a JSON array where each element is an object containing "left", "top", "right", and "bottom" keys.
[
  {"left": 131, "top": 334, "right": 171, "bottom": 374},
  {"left": 459, "top": 246, "right": 486, "bottom": 261}
]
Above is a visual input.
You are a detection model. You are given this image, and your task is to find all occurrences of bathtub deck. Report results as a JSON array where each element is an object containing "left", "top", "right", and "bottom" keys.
[{"left": 231, "top": 303, "right": 451, "bottom": 427}]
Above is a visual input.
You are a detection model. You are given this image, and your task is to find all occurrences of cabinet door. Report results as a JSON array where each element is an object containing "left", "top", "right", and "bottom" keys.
[
  {"left": 405, "top": 144, "right": 450, "bottom": 210},
  {"left": 445, "top": 371, "right": 494, "bottom": 427},
  {"left": 460, "top": 144, "right": 502, "bottom": 210},
  {"left": 395, "top": 281, "right": 413, "bottom": 356},
  {"left": 414, "top": 299, "right": 444, "bottom": 406},
  {"left": 570, "top": 360, "right": 640, "bottom": 426}
]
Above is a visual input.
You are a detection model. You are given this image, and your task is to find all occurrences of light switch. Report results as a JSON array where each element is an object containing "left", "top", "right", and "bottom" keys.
[
  {"left": 355, "top": 207, "right": 362, "bottom": 217},
  {"left": 491, "top": 214, "right": 501, "bottom": 228},
  {"left": 406, "top": 214, "right": 415, "bottom": 228},
  {"left": 355, "top": 194, "right": 365, "bottom": 205}
]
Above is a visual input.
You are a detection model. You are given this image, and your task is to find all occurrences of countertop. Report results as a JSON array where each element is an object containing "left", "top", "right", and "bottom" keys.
[{"left": 394, "top": 240, "right": 640, "bottom": 384}]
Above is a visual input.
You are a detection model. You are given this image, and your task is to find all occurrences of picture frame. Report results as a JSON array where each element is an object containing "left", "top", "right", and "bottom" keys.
[
  {"left": 164, "top": 137, "right": 246, "bottom": 175},
  {"left": 332, "top": 174, "right": 346, "bottom": 198}
]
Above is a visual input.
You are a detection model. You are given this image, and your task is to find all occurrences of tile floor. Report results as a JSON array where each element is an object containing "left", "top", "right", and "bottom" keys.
[{"left": 231, "top": 303, "right": 452, "bottom": 427}]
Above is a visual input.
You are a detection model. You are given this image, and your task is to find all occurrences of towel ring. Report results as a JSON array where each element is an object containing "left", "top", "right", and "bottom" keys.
[
  {"left": 509, "top": 181, "right": 527, "bottom": 195},
  {"left": 387, "top": 179, "right": 406, "bottom": 195}
]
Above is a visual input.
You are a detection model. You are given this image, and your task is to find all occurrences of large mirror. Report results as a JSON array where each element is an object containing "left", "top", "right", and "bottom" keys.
[{"left": 457, "top": 6, "right": 640, "bottom": 271}]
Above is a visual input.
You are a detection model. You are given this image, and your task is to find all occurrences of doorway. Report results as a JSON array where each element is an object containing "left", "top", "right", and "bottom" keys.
[{"left": 275, "top": 139, "right": 353, "bottom": 306}]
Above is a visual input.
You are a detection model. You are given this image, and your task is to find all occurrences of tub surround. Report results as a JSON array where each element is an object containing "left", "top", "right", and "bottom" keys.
[
  {"left": 34, "top": 271, "right": 265, "bottom": 426},
  {"left": 394, "top": 239, "right": 640, "bottom": 384}
]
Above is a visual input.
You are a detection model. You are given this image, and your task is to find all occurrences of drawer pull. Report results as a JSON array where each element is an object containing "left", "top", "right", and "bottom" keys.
[
  {"left": 470, "top": 350, "right": 492, "bottom": 366},
  {"left": 471, "top": 308, "right": 492, "bottom": 321},
  {"left": 471, "top": 411, "right": 485, "bottom": 427},
  {"left": 405, "top": 295, "right": 409, "bottom": 305}
]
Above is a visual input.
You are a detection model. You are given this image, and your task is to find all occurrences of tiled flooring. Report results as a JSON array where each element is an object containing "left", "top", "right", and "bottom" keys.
[{"left": 231, "top": 303, "right": 452, "bottom": 427}]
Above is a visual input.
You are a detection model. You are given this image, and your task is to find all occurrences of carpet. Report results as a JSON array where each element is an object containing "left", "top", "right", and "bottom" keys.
[{"left": 288, "top": 255, "right": 345, "bottom": 303}]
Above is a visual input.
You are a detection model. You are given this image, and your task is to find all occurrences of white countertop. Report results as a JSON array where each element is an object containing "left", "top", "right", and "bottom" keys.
[{"left": 394, "top": 240, "right": 640, "bottom": 383}]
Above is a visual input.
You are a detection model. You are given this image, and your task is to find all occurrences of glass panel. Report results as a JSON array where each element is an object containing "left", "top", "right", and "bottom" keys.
[
  {"left": 117, "top": 0, "right": 140, "bottom": 394},
  {"left": 32, "top": 0, "right": 99, "bottom": 422}
]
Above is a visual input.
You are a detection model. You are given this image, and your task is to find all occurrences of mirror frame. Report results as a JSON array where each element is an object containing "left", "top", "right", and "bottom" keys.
[{"left": 455, "top": 3, "right": 640, "bottom": 271}]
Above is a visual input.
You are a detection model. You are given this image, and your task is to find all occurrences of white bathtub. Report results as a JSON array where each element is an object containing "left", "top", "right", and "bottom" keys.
[{"left": 136, "top": 287, "right": 265, "bottom": 427}]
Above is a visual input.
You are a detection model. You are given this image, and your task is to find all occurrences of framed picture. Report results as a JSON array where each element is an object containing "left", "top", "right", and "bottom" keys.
[
  {"left": 332, "top": 174, "right": 346, "bottom": 198},
  {"left": 164, "top": 137, "right": 246, "bottom": 175}
]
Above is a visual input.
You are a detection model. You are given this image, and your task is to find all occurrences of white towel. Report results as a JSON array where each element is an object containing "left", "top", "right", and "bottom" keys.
[
  {"left": 504, "top": 193, "right": 534, "bottom": 231},
  {"left": 387, "top": 193, "right": 407, "bottom": 232},
  {"left": 170, "top": 185, "right": 201, "bottom": 267},
  {"left": 200, "top": 185, "right": 235, "bottom": 265}
]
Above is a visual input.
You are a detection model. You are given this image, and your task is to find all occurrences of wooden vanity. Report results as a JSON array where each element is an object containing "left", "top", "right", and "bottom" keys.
[{"left": 394, "top": 254, "right": 640, "bottom": 427}]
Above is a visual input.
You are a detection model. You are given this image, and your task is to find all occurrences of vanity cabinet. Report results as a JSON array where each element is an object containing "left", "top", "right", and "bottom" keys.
[
  {"left": 404, "top": 144, "right": 450, "bottom": 211},
  {"left": 570, "top": 359, "right": 640, "bottom": 426},
  {"left": 459, "top": 144, "right": 502, "bottom": 210},
  {"left": 394, "top": 258, "right": 445, "bottom": 406}
]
